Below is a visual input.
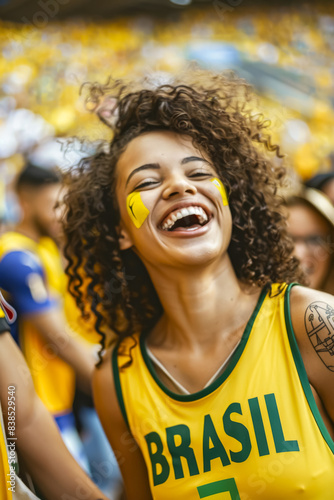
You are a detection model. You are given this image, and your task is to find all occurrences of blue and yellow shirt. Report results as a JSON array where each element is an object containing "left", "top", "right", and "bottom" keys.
[{"left": 0, "top": 232, "right": 75, "bottom": 416}]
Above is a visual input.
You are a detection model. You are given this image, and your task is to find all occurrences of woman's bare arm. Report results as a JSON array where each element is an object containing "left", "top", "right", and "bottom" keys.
[
  {"left": 92, "top": 349, "right": 153, "bottom": 500},
  {"left": 0, "top": 331, "right": 108, "bottom": 500},
  {"left": 290, "top": 286, "right": 334, "bottom": 435}
]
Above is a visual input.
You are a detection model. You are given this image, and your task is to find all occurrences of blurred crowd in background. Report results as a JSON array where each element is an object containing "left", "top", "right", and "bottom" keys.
[
  {"left": 1, "top": 1, "right": 334, "bottom": 498},
  {"left": 1, "top": 2, "right": 334, "bottom": 225}
]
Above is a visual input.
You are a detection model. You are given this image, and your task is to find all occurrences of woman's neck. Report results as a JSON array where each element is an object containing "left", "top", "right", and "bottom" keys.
[{"left": 145, "top": 255, "right": 260, "bottom": 350}]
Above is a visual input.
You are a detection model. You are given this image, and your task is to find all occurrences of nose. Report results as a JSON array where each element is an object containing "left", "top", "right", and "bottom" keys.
[{"left": 162, "top": 174, "right": 197, "bottom": 199}]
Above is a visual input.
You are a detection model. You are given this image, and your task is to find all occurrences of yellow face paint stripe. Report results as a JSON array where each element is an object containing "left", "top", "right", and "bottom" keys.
[
  {"left": 211, "top": 178, "right": 229, "bottom": 206},
  {"left": 126, "top": 192, "right": 150, "bottom": 228}
]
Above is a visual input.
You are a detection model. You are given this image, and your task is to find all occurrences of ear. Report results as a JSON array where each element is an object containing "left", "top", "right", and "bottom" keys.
[{"left": 117, "top": 223, "right": 133, "bottom": 251}]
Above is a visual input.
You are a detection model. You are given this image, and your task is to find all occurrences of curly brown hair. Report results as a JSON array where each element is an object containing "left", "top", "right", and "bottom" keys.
[{"left": 63, "top": 70, "right": 304, "bottom": 358}]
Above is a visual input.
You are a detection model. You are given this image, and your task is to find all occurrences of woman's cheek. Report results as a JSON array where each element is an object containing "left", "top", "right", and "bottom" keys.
[
  {"left": 126, "top": 192, "right": 150, "bottom": 228},
  {"left": 210, "top": 178, "right": 229, "bottom": 206}
]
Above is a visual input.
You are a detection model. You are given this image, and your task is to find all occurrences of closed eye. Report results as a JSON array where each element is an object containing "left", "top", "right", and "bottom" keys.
[
  {"left": 135, "top": 180, "right": 159, "bottom": 190},
  {"left": 188, "top": 172, "right": 213, "bottom": 178}
]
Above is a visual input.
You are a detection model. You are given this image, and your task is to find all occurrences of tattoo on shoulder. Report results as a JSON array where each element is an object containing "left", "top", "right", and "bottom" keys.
[{"left": 305, "top": 301, "right": 334, "bottom": 372}]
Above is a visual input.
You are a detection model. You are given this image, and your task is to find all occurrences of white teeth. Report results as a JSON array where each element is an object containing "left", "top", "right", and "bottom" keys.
[{"left": 161, "top": 205, "right": 209, "bottom": 231}]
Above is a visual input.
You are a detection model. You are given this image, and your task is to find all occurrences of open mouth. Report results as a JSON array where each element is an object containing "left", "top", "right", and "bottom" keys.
[{"left": 160, "top": 206, "right": 210, "bottom": 232}]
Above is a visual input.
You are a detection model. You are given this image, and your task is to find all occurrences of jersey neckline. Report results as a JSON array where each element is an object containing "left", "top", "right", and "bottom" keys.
[{"left": 139, "top": 285, "right": 269, "bottom": 402}]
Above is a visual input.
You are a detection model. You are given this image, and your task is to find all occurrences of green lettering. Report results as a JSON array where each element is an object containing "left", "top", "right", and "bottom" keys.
[
  {"left": 166, "top": 424, "right": 199, "bottom": 479},
  {"left": 203, "top": 414, "right": 230, "bottom": 471},
  {"left": 145, "top": 432, "right": 170, "bottom": 486},
  {"left": 223, "top": 402, "right": 252, "bottom": 463},
  {"left": 248, "top": 397, "right": 269, "bottom": 456},
  {"left": 265, "top": 393, "right": 299, "bottom": 453}
]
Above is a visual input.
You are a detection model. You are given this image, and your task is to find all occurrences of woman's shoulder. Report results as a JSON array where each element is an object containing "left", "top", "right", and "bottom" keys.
[
  {"left": 288, "top": 284, "right": 334, "bottom": 339},
  {"left": 288, "top": 284, "right": 334, "bottom": 418},
  {"left": 92, "top": 346, "right": 126, "bottom": 428},
  {"left": 289, "top": 284, "right": 334, "bottom": 319},
  {"left": 93, "top": 333, "right": 142, "bottom": 414}
]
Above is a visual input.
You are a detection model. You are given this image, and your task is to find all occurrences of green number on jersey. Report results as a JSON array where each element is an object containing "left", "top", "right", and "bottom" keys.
[{"left": 197, "top": 478, "right": 240, "bottom": 499}]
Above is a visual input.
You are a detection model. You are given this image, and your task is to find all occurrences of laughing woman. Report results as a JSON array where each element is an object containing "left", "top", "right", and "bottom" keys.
[{"left": 63, "top": 72, "right": 334, "bottom": 500}]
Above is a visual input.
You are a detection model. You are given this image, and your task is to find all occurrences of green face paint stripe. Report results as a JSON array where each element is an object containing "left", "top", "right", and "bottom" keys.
[
  {"left": 248, "top": 397, "right": 270, "bottom": 456},
  {"left": 265, "top": 393, "right": 299, "bottom": 453},
  {"left": 126, "top": 192, "right": 150, "bottom": 228}
]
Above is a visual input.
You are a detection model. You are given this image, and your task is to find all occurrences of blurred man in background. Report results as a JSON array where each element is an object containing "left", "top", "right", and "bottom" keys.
[
  {"left": 0, "top": 164, "right": 94, "bottom": 472},
  {"left": 0, "top": 163, "right": 122, "bottom": 499}
]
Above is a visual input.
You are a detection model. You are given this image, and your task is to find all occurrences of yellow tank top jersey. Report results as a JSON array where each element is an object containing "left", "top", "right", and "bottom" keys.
[
  {"left": 0, "top": 232, "right": 75, "bottom": 416},
  {"left": 113, "top": 283, "right": 334, "bottom": 500}
]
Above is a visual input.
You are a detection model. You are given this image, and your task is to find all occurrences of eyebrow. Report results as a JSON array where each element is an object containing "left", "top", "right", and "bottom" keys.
[
  {"left": 125, "top": 156, "right": 210, "bottom": 186},
  {"left": 126, "top": 163, "right": 160, "bottom": 187},
  {"left": 181, "top": 156, "right": 210, "bottom": 165}
]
